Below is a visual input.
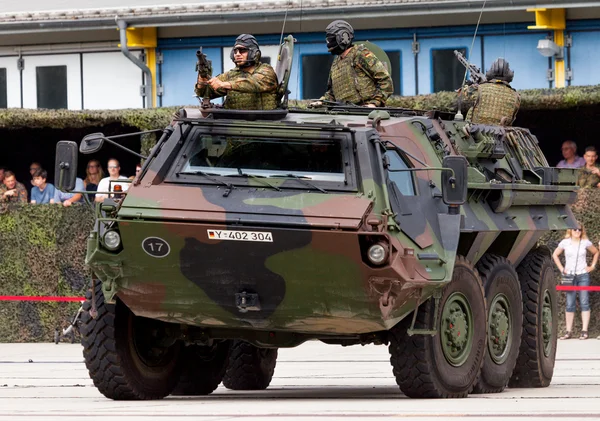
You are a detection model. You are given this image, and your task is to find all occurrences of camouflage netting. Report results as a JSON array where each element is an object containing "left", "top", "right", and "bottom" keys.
[{"left": 0, "top": 204, "right": 94, "bottom": 343}]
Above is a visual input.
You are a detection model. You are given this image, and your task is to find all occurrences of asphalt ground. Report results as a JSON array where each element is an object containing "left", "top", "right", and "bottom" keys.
[{"left": 1, "top": 339, "right": 599, "bottom": 421}]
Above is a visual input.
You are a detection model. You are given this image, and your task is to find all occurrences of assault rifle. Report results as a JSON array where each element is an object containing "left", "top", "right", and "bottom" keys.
[
  {"left": 195, "top": 47, "right": 213, "bottom": 107},
  {"left": 454, "top": 50, "right": 487, "bottom": 84}
]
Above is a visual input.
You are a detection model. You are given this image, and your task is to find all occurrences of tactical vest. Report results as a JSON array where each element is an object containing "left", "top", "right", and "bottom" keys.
[
  {"left": 330, "top": 45, "right": 378, "bottom": 105},
  {"left": 467, "top": 80, "right": 520, "bottom": 126}
]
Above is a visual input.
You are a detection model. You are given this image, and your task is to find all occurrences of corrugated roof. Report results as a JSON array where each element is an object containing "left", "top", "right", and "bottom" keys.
[{"left": 0, "top": 0, "right": 595, "bottom": 31}]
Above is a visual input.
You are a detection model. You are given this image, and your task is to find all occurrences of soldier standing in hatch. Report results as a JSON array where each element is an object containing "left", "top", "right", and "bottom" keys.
[
  {"left": 195, "top": 34, "right": 278, "bottom": 110},
  {"left": 310, "top": 20, "right": 393, "bottom": 108},
  {"left": 462, "top": 58, "right": 521, "bottom": 126}
]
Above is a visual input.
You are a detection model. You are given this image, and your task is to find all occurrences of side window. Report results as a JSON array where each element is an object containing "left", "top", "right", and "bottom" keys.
[
  {"left": 36, "top": 65, "right": 68, "bottom": 109},
  {"left": 260, "top": 56, "right": 271, "bottom": 65},
  {"left": 302, "top": 54, "right": 334, "bottom": 99},
  {"left": 432, "top": 48, "right": 466, "bottom": 93},
  {"left": 386, "top": 151, "right": 415, "bottom": 196},
  {"left": 0, "top": 68, "right": 6, "bottom": 108}
]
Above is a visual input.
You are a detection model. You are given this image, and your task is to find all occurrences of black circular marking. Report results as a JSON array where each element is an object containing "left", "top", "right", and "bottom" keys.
[{"left": 142, "top": 237, "right": 171, "bottom": 258}]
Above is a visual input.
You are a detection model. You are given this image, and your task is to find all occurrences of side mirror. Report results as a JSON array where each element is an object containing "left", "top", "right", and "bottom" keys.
[
  {"left": 55, "top": 141, "right": 78, "bottom": 192},
  {"left": 441, "top": 155, "right": 468, "bottom": 206},
  {"left": 80, "top": 132, "right": 105, "bottom": 154}
]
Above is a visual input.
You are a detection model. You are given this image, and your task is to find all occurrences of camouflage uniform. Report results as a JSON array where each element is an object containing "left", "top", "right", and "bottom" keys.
[
  {"left": 464, "top": 80, "right": 520, "bottom": 126},
  {"left": 320, "top": 45, "right": 393, "bottom": 107},
  {"left": 577, "top": 166, "right": 600, "bottom": 188},
  {"left": 195, "top": 63, "right": 278, "bottom": 110},
  {"left": 0, "top": 181, "right": 28, "bottom": 203}
]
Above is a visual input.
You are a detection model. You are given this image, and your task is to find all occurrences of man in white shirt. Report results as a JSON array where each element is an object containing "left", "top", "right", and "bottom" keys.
[{"left": 95, "top": 158, "right": 130, "bottom": 202}]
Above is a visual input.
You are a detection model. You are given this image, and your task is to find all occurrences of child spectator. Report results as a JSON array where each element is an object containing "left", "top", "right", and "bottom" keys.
[
  {"left": 0, "top": 171, "right": 28, "bottom": 203},
  {"left": 30, "top": 168, "right": 56, "bottom": 204}
]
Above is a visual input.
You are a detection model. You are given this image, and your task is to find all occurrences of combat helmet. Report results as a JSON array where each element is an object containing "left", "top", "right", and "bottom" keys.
[
  {"left": 325, "top": 20, "right": 354, "bottom": 55},
  {"left": 486, "top": 58, "right": 514, "bottom": 83},
  {"left": 230, "top": 34, "right": 261, "bottom": 68}
]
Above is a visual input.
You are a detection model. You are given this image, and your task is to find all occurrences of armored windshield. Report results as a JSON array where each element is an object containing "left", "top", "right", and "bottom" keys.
[{"left": 182, "top": 135, "right": 345, "bottom": 182}]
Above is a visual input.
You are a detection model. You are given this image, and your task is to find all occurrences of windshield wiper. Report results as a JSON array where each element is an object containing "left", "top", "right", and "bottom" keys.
[
  {"left": 223, "top": 169, "right": 282, "bottom": 191},
  {"left": 176, "top": 171, "right": 235, "bottom": 197},
  {"left": 270, "top": 174, "right": 328, "bottom": 193}
]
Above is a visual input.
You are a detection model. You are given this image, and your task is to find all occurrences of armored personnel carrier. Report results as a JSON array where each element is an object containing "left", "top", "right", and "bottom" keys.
[{"left": 55, "top": 37, "right": 577, "bottom": 400}]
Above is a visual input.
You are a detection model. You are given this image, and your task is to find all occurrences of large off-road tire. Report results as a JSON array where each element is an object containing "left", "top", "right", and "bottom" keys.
[
  {"left": 389, "top": 256, "right": 486, "bottom": 398},
  {"left": 472, "top": 254, "right": 523, "bottom": 394},
  {"left": 80, "top": 282, "right": 183, "bottom": 400},
  {"left": 509, "top": 248, "right": 557, "bottom": 388},
  {"left": 222, "top": 340, "right": 277, "bottom": 390},
  {"left": 172, "top": 341, "right": 231, "bottom": 396}
]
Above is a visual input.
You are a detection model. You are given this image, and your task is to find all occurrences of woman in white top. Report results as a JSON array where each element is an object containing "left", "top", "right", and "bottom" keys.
[{"left": 552, "top": 223, "right": 599, "bottom": 340}]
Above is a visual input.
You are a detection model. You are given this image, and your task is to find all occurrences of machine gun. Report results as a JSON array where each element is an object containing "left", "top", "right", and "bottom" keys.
[
  {"left": 195, "top": 47, "right": 213, "bottom": 107},
  {"left": 454, "top": 50, "right": 487, "bottom": 84}
]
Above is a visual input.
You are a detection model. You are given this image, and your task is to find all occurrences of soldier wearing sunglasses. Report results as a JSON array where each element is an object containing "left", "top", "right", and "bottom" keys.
[{"left": 195, "top": 34, "right": 278, "bottom": 110}]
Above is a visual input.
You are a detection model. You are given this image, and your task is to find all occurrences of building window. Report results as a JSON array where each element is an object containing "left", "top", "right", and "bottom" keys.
[
  {"left": 302, "top": 54, "right": 334, "bottom": 99},
  {"left": 432, "top": 48, "right": 466, "bottom": 93},
  {"left": 385, "top": 51, "right": 401, "bottom": 95},
  {"left": 36, "top": 66, "right": 68, "bottom": 109},
  {"left": 0, "top": 68, "right": 7, "bottom": 108}
]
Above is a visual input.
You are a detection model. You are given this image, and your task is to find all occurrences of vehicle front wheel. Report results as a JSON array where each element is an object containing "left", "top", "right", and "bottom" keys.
[
  {"left": 80, "top": 282, "right": 182, "bottom": 400},
  {"left": 389, "top": 256, "right": 486, "bottom": 398}
]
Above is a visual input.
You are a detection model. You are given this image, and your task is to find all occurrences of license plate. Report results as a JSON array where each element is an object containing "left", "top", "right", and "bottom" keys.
[{"left": 207, "top": 229, "right": 273, "bottom": 242}]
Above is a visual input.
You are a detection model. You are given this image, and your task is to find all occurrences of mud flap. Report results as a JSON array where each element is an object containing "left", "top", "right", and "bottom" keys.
[{"left": 437, "top": 213, "right": 462, "bottom": 269}]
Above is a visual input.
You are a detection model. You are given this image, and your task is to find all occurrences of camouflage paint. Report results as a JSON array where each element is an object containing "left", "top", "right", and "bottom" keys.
[{"left": 85, "top": 108, "right": 577, "bottom": 341}]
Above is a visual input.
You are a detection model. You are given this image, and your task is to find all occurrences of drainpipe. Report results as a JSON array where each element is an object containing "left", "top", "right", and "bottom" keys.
[{"left": 117, "top": 19, "right": 152, "bottom": 108}]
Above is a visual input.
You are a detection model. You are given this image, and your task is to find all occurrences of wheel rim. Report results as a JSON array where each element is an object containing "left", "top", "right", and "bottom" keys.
[
  {"left": 487, "top": 293, "right": 512, "bottom": 364},
  {"left": 441, "top": 292, "right": 474, "bottom": 367},
  {"left": 542, "top": 289, "right": 553, "bottom": 357}
]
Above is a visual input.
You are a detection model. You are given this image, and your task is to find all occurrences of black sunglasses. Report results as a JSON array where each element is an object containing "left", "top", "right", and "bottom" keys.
[
  {"left": 573, "top": 228, "right": 582, "bottom": 232},
  {"left": 233, "top": 47, "right": 248, "bottom": 54}
]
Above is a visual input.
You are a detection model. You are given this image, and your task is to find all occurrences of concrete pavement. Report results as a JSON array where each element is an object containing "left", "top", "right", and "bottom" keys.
[{"left": 1, "top": 340, "right": 600, "bottom": 420}]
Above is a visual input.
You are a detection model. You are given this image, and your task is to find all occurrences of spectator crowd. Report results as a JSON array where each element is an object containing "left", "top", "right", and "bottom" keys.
[
  {"left": 0, "top": 159, "right": 141, "bottom": 206},
  {"left": 557, "top": 140, "right": 600, "bottom": 188}
]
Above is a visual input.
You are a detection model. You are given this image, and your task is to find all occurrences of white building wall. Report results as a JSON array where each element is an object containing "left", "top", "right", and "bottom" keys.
[
  {"left": 21, "top": 54, "right": 81, "bottom": 110},
  {"left": 82, "top": 51, "right": 144, "bottom": 109},
  {"left": 0, "top": 56, "right": 21, "bottom": 108}
]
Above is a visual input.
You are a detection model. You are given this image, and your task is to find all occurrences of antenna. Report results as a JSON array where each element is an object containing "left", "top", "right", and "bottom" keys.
[
  {"left": 456, "top": 0, "right": 487, "bottom": 121},
  {"left": 279, "top": 0, "right": 292, "bottom": 48}
]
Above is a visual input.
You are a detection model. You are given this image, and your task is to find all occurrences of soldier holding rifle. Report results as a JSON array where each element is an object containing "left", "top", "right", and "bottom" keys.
[
  {"left": 455, "top": 51, "right": 521, "bottom": 126},
  {"left": 195, "top": 34, "right": 278, "bottom": 110}
]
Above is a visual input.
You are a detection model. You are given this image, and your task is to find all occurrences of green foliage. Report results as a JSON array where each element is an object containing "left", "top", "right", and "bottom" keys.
[{"left": 0, "top": 204, "right": 93, "bottom": 342}]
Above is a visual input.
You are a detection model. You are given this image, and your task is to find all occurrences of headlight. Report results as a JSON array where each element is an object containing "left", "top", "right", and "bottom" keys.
[
  {"left": 367, "top": 243, "right": 387, "bottom": 265},
  {"left": 103, "top": 230, "right": 121, "bottom": 250}
]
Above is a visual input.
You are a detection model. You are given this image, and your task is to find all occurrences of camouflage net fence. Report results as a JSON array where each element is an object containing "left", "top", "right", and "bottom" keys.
[{"left": 0, "top": 204, "right": 93, "bottom": 343}]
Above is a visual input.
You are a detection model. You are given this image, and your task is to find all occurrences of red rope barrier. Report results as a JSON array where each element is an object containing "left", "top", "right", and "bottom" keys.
[
  {"left": 0, "top": 296, "right": 84, "bottom": 302},
  {"left": 556, "top": 286, "right": 600, "bottom": 291}
]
